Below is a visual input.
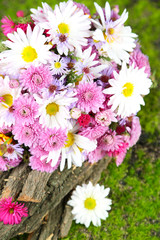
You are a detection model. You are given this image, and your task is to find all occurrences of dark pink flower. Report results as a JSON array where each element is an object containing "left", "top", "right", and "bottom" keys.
[
  {"left": 0, "top": 197, "right": 28, "bottom": 225},
  {"left": 16, "top": 10, "right": 24, "bottom": 18},
  {"left": 77, "top": 114, "right": 91, "bottom": 127},
  {"left": 1, "top": 16, "right": 16, "bottom": 36}
]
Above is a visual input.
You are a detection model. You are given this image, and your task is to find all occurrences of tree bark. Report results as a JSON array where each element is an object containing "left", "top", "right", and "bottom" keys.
[{"left": 0, "top": 156, "right": 111, "bottom": 240}]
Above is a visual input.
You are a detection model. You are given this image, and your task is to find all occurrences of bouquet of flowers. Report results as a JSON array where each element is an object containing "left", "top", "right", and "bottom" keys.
[{"left": 0, "top": 0, "right": 152, "bottom": 173}]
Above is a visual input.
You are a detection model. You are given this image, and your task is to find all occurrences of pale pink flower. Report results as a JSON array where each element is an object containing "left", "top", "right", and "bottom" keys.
[
  {"left": 127, "top": 116, "right": 141, "bottom": 148},
  {"left": 20, "top": 65, "right": 53, "bottom": 93},
  {"left": 129, "top": 45, "right": 151, "bottom": 77},
  {"left": 76, "top": 82, "right": 105, "bottom": 113},
  {"left": 80, "top": 125, "right": 108, "bottom": 140},
  {"left": 115, "top": 150, "right": 126, "bottom": 167},
  {"left": 0, "top": 157, "right": 7, "bottom": 171},
  {"left": 0, "top": 197, "right": 28, "bottom": 225},
  {"left": 88, "top": 147, "right": 106, "bottom": 163},
  {"left": 95, "top": 109, "right": 117, "bottom": 127},
  {"left": 13, "top": 95, "right": 39, "bottom": 125},
  {"left": 100, "top": 130, "right": 124, "bottom": 152}
]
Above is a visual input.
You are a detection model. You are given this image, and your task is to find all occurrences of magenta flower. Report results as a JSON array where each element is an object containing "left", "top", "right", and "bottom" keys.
[
  {"left": 1, "top": 16, "right": 16, "bottom": 36},
  {"left": 0, "top": 197, "right": 28, "bottom": 225},
  {"left": 76, "top": 82, "right": 105, "bottom": 113}
]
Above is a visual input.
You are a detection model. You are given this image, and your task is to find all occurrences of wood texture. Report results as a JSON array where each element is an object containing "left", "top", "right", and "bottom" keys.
[{"left": 0, "top": 157, "right": 111, "bottom": 240}]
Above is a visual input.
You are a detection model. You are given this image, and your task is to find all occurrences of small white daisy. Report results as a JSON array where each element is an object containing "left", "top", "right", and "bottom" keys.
[
  {"left": 75, "top": 47, "right": 106, "bottom": 82},
  {"left": 0, "top": 76, "right": 21, "bottom": 127},
  {"left": 4, "top": 143, "right": 24, "bottom": 160},
  {"left": 68, "top": 181, "right": 112, "bottom": 227},
  {"left": 34, "top": 90, "right": 77, "bottom": 129},
  {"left": 39, "top": 0, "right": 91, "bottom": 55},
  {"left": 92, "top": 2, "right": 137, "bottom": 64},
  {"left": 60, "top": 121, "right": 97, "bottom": 171},
  {"left": 0, "top": 25, "right": 52, "bottom": 74},
  {"left": 49, "top": 54, "right": 68, "bottom": 75},
  {"left": 103, "top": 62, "right": 152, "bottom": 117}
]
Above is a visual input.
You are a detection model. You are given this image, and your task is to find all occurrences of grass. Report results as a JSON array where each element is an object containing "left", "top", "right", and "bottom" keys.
[{"left": 0, "top": 0, "right": 159, "bottom": 239}]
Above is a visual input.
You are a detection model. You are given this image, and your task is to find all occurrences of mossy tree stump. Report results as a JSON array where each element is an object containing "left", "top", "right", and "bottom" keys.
[{"left": 0, "top": 157, "right": 111, "bottom": 240}]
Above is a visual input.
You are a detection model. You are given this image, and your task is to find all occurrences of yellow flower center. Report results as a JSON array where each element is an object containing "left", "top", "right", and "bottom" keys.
[
  {"left": 58, "top": 23, "right": 70, "bottom": 34},
  {"left": 0, "top": 133, "right": 12, "bottom": 145},
  {"left": 122, "top": 82, "right": 134, "bottom": 97},
  {"left": 9, "top": 208, "right": 14, "bottom": 214},
  {"left": 0, "top": 144, "right": 7, "bottom": 156},
  {"left": 54, "top": 62, "right": 61, "bottom": 69},
  {"left": 84, "top": 197, "right": 96, "bottom": 210},
  {"left": 65, "top": 132, "right": 74, "bottom": 148},
  {"left": 103, "top": 32, "right": 115, "bottom": 43},
  {"left": 21, "top": 46, "right": 38, "bottom": 63},
  {"left": 46, "top": 102, "right": 59, "bottom": 116},
  {"left": 108, "top": 28, "right": 115, "bottom": 35},
  {"left": 1, "top": 94, "right": 13, "bottom": 108}
]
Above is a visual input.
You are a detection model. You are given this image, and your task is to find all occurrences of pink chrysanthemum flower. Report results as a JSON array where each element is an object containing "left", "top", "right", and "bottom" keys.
[
  {"left": 129, "top": 45, "right": 151, "bottom": 77},
  {"left": 12, "top": 121, "right": 42, "bottom": 147},
  {"left": 39, "top": 127, "right": 67, "bottom": 152},
  {"left": 6, "top": 157, "right": 22, "bottom": 168},
  {"left": 0, "top": 157, "right": 7, "bottom": 171},
  {"left": 127, "top": 116, "right": 141, "bottom": 148},
  {"left": 100, "top": 130, "right": 124, "bottom": 152},
  {"left": 14, "top": 23, "right": 29, "bottom": 33},
  {"left": 1, "top": 16, "right": 16, "bottom": 36},
  {"left": 13, "top": 95, "right": 39, "bottom": 125},
  {"left": 80, "top": 125, "right": 108, "bottom": 140},
  {"left": 20, "top": 65, "right": 53, "bottom": 93},
  {"left": 0, "top": 197, "right": 28, "bottom": 225},
  {"left": 115, "top": 150, "right": 127, "bottom": 167},
  {"left": 88, "top": 147, "right": 106, "bottom": 164},
  {"left": 95, "top": 109, "right": 117, "bottom": 127},
  {"left": 76, "top": 82, "right": 105, "bottom": 113}
]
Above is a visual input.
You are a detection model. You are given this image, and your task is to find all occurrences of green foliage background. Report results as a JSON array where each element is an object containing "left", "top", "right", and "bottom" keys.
[{"left": 0, "top": 0, "right": 159, "bottom": 239}]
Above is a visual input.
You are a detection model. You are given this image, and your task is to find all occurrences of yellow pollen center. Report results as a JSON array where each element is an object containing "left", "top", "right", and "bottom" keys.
[
  {"left": 103, "top": 32, "right": 115, "bottom": 43},
  {"left": 58, "top": 23, "right": 70, "bottom": 34},
  {"left": 54, "top": 62, "right": 61, "bottom": 69},
  {"left": 84, "top": 197, "right": 96, "bottom": 210},
  {"left": 46, "top": 102, "right": 59, "bottom": 116},
  {"left": 1, "top": 94, "right": 13, "bottom": 108},
  {"left": 108, "top": 28, "right": 115, "bottom": 35},
  {"left": 9, "top": 208, "right": 14, "bottom": 214},
  {"left": 65, "top": 132, "right": 74, "bottom": 148},
  {"left": 122, "top": 82, "right": 134, "bottom": 97},
  {"left": 21, "top": 46, "right": 38, "bottom": 63}
]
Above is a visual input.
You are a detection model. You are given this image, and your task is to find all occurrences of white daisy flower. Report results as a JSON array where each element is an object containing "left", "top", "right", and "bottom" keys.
[
  {"left": 34, "top": 90, "right": 77, "bottom": 129},
  {"left": 75, "top": 47, "right": 106, "bottom": 82},
  {"left": 92, "top": 2, "right": 137, "bottom": 64},
  {"left": 0, "top": 25, "right": 52, "bottom": 74},
  {"left": 40, "top": 0, "right": 91, "bottom": 55},
  {"left": 0, "top": 76, "right": 21, "bottom": 127},
  {"left": 68, "top": 181, "right": 112, "bottom": 227},
  {"left": 31, "top": 2, "right": 53, "bottom": 24},
  {"left": 103, "top": 62, "right": 152, "bottom": 118},
  {"left": 60, "top": 122, "right": 97, "bottom": 171}
]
